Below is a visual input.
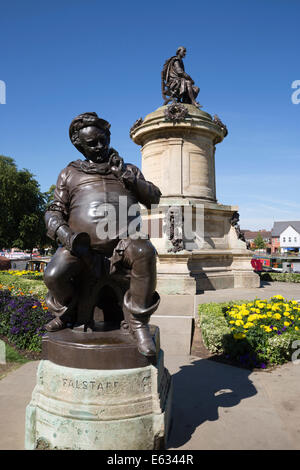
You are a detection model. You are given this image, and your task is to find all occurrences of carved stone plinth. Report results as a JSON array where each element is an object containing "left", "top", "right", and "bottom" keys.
[
  {"left": 25, "top": 325, "right": 172, "bottom": 450},
  {"left": 131, "top": 105, "right": 259, "bottom": 294},
  {"left": 131, "top": 104, "right": 259, "bottom": 355}
]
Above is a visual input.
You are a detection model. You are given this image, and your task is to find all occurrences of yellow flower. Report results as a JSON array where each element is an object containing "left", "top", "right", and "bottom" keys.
[
  {"left": 273, "top": 313, "right": 281, "bottom": 320},
  {"left": 284, "top": 321, "right": 290, "bottom": 327},
  {"left": 264, "top": 326, "right": 272, "bottom": 333},
  {"left": 235, "top": 320, "right": 244, "bottom": 326},
  {"left": 248, "top": 314, "right": 258, "bottom": 322},
  {"left": 295, "top": 327, "right": 299, "bottom": 331}
]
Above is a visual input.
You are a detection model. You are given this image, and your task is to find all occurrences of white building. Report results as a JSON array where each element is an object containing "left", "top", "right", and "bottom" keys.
[{"left": 280, "top": 225, "right": 300, "bottom": 253}]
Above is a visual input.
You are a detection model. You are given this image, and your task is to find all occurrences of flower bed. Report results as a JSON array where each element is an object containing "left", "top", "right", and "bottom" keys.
[
  {"left": 3, "top": 269, "right": 43, "bottom": 280},
  {"left": 199, "top": 296, "right": 300, "bottom": 369},
  {"left": 0, "top": 272, "right": 47, "bottom": 297},
  {"left": 0, "top": 284, "right": 53, "bottom": 352}
]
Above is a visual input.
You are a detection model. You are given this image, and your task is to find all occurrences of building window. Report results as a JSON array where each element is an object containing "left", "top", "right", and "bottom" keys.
[
  {"left": 289, "top": 237, "right": 291, "bottom": 242},
  {"left": 295, "top": 237, "right": 297, "bottom": 243},
  {"left": 283, "top": 237, "right": 286, "bottom": 242}
]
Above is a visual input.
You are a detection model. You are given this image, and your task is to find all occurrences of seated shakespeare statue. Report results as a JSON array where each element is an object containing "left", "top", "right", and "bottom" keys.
[
  {"left": 44, "top": 112, "right": 162, "bottom": 356},
  {"left": 162, "top": 46, "right": 200, "bottom": 107}
]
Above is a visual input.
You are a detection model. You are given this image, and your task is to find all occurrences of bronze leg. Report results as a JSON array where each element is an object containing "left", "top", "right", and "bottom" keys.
[
  {"left": 121, "top": 239, "right": 160, "bottom": 356},
  {"left": 186, "top": 80, "right": 199, "bottom": 106},
  {"left": 44, "top": 247, "right": 82, "bottom": 330}
]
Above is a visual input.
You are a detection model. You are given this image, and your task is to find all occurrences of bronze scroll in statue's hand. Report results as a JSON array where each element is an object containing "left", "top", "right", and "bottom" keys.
[{"left": 108, "top": 152, "right": 125, "bottom": 179}]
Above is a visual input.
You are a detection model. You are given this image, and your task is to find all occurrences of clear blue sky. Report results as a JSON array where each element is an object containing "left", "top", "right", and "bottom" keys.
[{"left": 1, "top": 0, "right": 299, "bottom": 230}]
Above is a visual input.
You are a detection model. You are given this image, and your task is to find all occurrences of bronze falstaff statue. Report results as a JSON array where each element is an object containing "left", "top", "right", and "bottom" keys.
[
  {"left": 161, "top": 46, "right": 200, "bottom": 107},
  {"left": 44, "top": 112, "right": 162, "bottom": 357}
]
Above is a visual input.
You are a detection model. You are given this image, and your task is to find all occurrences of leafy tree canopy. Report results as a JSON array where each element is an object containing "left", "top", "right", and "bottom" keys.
[
  {"left": 0, "top": 155, "right": 48, "bottom": 251},
  {"left": 253, "top": 233, "right": 266, "bottom": 249}
]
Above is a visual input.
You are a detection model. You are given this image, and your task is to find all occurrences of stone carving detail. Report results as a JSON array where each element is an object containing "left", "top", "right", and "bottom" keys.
[
  {"left": 164, "top": 102, "right": 188, "bottom": 122},
  {"left": 165, "top": 207, "right": 184, "bottom": 253},
  {"left": 213, "top": 114, "right": 228, "bottom": 138},
  {"left": 230, "top": 211, "right": 250, "bottom": 249},
  {"left": 130, "top": 117, "right": 143, "bottom": 137}
]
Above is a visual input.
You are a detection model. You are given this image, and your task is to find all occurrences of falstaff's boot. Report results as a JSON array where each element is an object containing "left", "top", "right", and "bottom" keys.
[
  {"left": 44, "top": 292, "right": 77, "bottom": 332},
  {"left": 45, "top": 317, "right": 67, "bottom": 332},
  {"left": 123, "top": 291, "right": 160, "bottom": 357}
]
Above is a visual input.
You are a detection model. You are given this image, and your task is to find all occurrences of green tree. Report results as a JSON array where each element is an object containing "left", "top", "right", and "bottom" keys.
[
  {"left": 0, "top": 155, "right": 47, "bottom": 252},
  {"left": 253, "top": 233, "right": 266, "bottom": 249},
  {"left": 44, "top": 184, "right": 56, "bottom": 209}
]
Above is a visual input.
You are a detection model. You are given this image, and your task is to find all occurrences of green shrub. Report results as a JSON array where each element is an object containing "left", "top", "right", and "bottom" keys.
[
  {"left": 198, "top": 302, "right": 235, "bottom": 353},
  {"left": 5, "top": 343, "right": 29, "bottom": 364},
  {"left": 260, "top": 272, "right": 300, "bottom": 283}
]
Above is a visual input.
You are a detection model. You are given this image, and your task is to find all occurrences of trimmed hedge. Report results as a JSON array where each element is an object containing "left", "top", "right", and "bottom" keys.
[
  {"left": 198, "top": 301, "right": 236, "bottom": 354},
  {"left": 260, "top": 272, "right": 300, "bottom": 283}
]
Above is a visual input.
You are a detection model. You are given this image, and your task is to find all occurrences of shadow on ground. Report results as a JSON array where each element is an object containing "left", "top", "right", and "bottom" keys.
[{"left": 166, "top": 358, "right": 257, "bottom": 449}]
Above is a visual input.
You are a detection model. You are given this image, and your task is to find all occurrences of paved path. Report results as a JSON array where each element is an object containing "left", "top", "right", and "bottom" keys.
[
  {"left": 166, "top": 355, "right": 300, "bottom": 450},
  {"left": 1, "top": 354, "right": 300, "bottom": 450},
  {"left": 196, "top": 281, "right": 300, "bottom": 305},
  {"left": 0, "top": 361, "right": 39, "bottom": 450},
  {"left": 1, "top": 281, "right": 300, "bottom": 450}
]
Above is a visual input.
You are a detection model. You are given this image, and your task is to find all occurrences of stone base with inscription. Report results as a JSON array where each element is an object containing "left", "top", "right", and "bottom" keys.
[{"left": 25, "top": 325, "right": 172, "bottom": 450}]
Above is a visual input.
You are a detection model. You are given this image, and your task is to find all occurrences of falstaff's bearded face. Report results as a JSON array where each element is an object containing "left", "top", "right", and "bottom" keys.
[{"left": 78, "top": 126, "right": 110, "bottom": 163}]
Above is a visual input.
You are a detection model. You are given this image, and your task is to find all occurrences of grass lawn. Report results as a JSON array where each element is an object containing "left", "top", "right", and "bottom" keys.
[
  {"left": 0, "top": 272, "right": 47, "bottom": 298},
  {"left": 0, "top": 341, "right": 30, "bottom": 380}
]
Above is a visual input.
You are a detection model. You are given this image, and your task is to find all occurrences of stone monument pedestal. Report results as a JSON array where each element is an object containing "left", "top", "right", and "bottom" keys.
[
  {"left": 25, "top": 325, "right": 172, "bottom": 450},
  {"left": 130, "top": 104, "right": 259, "bottom": 355}
]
